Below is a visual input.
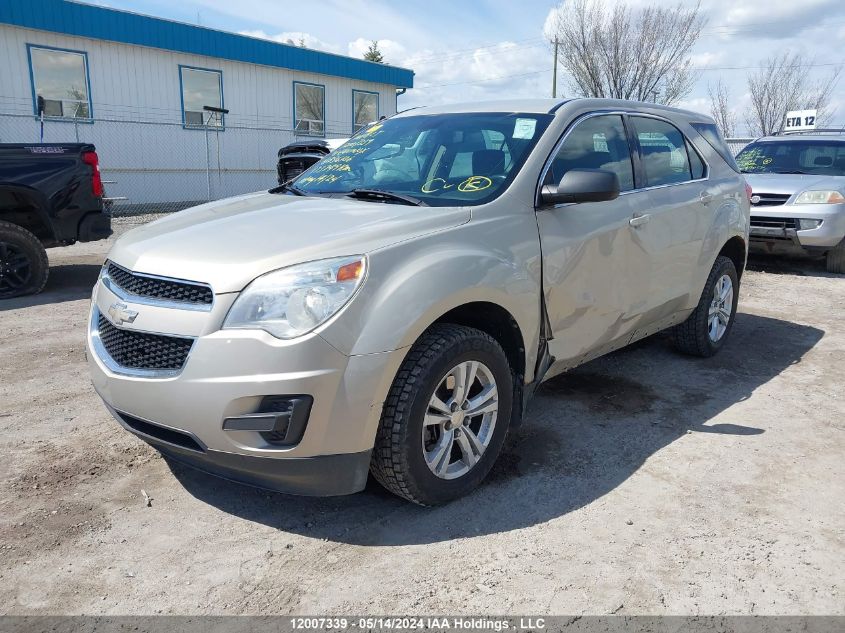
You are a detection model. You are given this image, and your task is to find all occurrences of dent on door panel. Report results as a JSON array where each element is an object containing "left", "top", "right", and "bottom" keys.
[{"left": 537, "top": 194, "right": 652, "bottom": 368}]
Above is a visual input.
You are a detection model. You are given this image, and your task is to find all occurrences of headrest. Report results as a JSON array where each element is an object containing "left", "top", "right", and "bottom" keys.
[{"left": 814, "top": 156, "right": 833, "bottom": 166}]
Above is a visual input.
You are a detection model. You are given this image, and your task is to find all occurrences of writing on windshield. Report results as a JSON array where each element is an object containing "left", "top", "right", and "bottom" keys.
[{"left": 293, "top": 112, "right": 553, "bottom": 207}]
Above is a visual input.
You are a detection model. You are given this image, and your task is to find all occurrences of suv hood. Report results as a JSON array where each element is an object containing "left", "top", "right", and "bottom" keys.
[
  {"left": 109, "top": 192, "right": 470, "bottom": 293},
  {"left": 744, "top": 173, "right": 845, "bottom": 196}
]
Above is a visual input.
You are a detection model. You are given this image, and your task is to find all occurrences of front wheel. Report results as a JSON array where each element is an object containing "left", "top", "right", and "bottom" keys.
[
  {"left": 672, "top": 255, "right": 739, "bottom": 357},
  {"left": 825, "top": 239, "right": 845, "bottom": 274},
  {"left": 370, "top": 324, "right": 513, "bottom": 505}
]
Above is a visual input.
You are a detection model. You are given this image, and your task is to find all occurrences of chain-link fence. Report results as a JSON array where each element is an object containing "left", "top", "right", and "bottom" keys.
[
  {"left": 725, "top": 138, "right": 753, "bottom": 157},
  {"left": 0, "top": 110, "right": 759, "bottom": 221},
  {"left": 0, "top": 111, "right": 349, "bottom": 217}
]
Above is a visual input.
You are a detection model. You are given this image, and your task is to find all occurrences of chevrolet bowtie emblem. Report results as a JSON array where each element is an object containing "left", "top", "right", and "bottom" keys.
[{"left": 108, "top": 301, "right": 138, "bottom": 326}]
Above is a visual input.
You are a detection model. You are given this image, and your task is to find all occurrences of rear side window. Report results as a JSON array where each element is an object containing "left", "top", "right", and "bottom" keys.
[
  {"left": 687, "top": 140, "right": 706, "bottom": 179},
  {"left": 631, "top": 117, "right": 693, "bottom": 187},
  {"left": 545, "top": 114, "right": 635, "bottom": 192},
  {"left": 690, "top": 122, "right": 740, "bottom": 172}
]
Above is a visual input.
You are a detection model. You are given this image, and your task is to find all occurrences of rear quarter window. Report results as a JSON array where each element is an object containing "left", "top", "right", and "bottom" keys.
[{"left": 690, "top": 122, "right": 740, "bottom": 173}]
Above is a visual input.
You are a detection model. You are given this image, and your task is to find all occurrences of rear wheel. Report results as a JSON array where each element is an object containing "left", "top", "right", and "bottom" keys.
[
  {"left": 825, "top": 239, "right": 845, "bottom": 274},
  {"left": 672, "top": 255, "right": 739, "bottom": 357},
  {"left": 370, "top": 324, "right": 513, "bottom": 506},
  {"left": 0, "top": 221, "right": 49, "bottom": 299}
]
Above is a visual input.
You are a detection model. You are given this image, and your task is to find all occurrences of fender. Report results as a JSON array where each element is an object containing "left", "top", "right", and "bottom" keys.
[
  {"left": 692, "top": 187, "right": 748, "bottom": 305},
  {"left": 0, "top": 183, "right": 55, "bottom": 242},
  {"left": 318, "top": 227, "right": 544, "bottom": 384}
]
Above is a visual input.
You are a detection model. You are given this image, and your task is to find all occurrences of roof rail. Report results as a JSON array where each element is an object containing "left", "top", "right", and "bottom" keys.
[{"left": 775, "top": 128, "right": 845, "bottom": 136}]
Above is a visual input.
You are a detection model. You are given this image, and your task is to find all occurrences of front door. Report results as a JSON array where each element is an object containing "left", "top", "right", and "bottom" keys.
[{"left": 535, "top": 113, "right": 651, "bottom": 368}]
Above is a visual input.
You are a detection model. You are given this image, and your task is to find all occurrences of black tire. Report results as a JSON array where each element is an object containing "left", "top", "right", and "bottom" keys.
[
  {"left": 825, "top": 239, "right": 845, "bottom": 274},
  {"left": 0, "top": 221, "right": 49, "bottom": 299},
  {"left": 672, "top": 255, "right": 739, "bottom": 358},
  {"left": 370, "top": 324, "right": 513, "bottom": 506}
]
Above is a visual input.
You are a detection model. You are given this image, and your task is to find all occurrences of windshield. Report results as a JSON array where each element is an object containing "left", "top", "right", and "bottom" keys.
[
  {"left": 293, "top": 112, "right": 554, "bottom": 206},
  {"left": 736, "top": 140, "right": 845, "bottom": 176}
]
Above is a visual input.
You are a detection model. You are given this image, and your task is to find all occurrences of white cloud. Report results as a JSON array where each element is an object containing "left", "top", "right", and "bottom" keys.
[
  {"left": 237, "top": 30, "right": 341, "bottom": 54},
  {"left": 152, "top": 0, "right": 845, "bottom": 132},
  {"left": 347, "top": 38, "right": 407, "bottom": 65}
]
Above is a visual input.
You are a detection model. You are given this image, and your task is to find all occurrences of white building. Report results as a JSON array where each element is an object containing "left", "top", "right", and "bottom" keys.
[{"left": 0, "top": 0, "right": 415, "bottom": 210}]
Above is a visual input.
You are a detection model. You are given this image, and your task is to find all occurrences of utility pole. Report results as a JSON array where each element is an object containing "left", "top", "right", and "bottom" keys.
[{"left": 552, "top": 37, "right": 559, "bottom": 98}]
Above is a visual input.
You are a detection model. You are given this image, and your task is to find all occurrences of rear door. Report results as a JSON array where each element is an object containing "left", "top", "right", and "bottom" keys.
[
  {"left": 535, "top": 113, "right": 652, "bottom": 367},
  {"left": 626, "top": 115, "right": 713, "bottom": 322}
]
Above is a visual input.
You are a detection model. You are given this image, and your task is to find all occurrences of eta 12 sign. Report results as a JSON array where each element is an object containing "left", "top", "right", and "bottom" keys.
[{"left": 784, "top": 109, "right": 817, "bottom": 132}]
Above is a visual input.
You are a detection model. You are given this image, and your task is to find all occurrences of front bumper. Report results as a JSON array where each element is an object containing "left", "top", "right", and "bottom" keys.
[
  {"left": 87, "top": 280, "right": 405, "bottom": 496},
  {"left": 106, "top": 402, "right": 370, "bottom": 495},
  {"left": 749, "top": 202, "right": 845, "bottom": 252}
]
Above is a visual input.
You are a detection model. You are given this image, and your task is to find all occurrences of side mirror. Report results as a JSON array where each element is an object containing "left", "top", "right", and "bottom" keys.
[{"left": 540, "top": 168, "right": 620, "bottom": 206}]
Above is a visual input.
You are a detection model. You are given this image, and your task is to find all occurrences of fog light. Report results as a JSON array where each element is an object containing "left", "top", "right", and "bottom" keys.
[{"left": 797, "top": 219, "right": 823, "bottom": 230}]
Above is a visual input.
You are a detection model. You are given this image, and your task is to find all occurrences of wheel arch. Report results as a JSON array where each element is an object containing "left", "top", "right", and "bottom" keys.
[
  {"left": 431, "top": 301, "right": 526, "bottom": 383},
  {"left": 0, "top": 185, "right": 54, "bottom": 243},
  {"left": 718, "top": 235, "right": 747, "bottom": 280}
]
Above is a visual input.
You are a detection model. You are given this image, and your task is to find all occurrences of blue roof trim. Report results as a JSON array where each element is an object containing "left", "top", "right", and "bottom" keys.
[{"left": 0, "top": 0, "right": 414, "bottom": 88}]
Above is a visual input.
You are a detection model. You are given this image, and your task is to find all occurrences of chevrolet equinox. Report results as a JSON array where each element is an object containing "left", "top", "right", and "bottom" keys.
[{"left": 87, "top": 99, "right": 750, "bottom": 505}]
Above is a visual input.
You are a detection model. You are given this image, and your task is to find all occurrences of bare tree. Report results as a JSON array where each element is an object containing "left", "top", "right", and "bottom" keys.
[
  {"left": 745, "top": 53, "right": 842, "bottom": 136},
  {"left": 548, "top": 0, "right": 706, "bottom": 106},
  {"left": 707, "top": 79, "right": 736, "bottom": 137}
]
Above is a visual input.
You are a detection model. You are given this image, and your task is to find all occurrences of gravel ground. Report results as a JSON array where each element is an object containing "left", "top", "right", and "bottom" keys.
[{"left": 0, "top": 226, "right": 843, "bottom": 616}]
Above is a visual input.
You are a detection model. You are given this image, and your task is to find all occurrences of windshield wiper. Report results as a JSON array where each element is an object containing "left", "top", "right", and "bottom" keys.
[
  {"left": 774, "top": 170, "right": 810, "bottom": 175},
  {"left": 346, "top": 188, "right": 427, "bottom": 206},
  {"left": 269, "top": 181, "right": 307, "bottom": 196}
]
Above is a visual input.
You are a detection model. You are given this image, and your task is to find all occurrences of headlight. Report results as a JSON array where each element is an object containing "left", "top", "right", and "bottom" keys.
[
  {"left": 223, "top": 256, "right": 366, "bottom": 339},
  {"left": 793, "top": 190, "right": 845, "bottom": 204}
]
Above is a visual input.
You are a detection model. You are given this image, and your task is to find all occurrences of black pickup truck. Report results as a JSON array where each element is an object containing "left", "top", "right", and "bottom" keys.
[{"left": 0, "top": 143, "right": 111, "bottom": 298}]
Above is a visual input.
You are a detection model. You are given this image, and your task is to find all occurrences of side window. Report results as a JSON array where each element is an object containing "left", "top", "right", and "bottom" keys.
[
  {"left": 294, "top": 82, "right": 325, "bottom": 136},
  {"left": 687, "top": 139, "right": 706, "bottom": 179},
  {"left": 352, "top": 90, "right": 379, "bottom": 134},
  {"left": 546, "top": 115, "right": 634, "bottom": 192},
  {"left": 180, "top": 66, "right": 223, "bottom": 127},
  {"left": 29, "top": 46, "right": 92, "bottom": 119},
  {"left": 632, "top": 117, "right": 693, "bottom": 187},
  {"left": 690, "top": 122, "right": 740, "bottom": 172}
]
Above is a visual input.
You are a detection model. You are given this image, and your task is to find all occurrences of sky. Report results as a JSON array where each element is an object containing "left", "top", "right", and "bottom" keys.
[{"left": 90, "top": 0, "right": 845, "bottom": 136}]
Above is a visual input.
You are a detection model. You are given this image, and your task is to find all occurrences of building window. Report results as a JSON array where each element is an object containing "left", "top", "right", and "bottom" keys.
[
  {"left": 180, "top": 66, "right": 223, "bottom": 127},
  {"left": 28, "top": 45, "right": 92, "bottom": 119},
  {"left": 294, "top": 82, "right": 325, "bottom": 136},
  {"left": 352, "top": 90, "right": 379, "bottom": 134}
]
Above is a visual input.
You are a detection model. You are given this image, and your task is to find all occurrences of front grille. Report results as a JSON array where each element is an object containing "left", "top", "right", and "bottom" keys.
[
  {"left": 277, "top": 156, "right": 320, "bottom": 183},
  {"left": 106, "top": 262, "right": 212, "bottom": 305},
  {"left": 750, "top": 193, "right": 791, "bottom": 207},
  {"left": 98, "top": 313, "right": 193, "bottom": 371},
  {"left": 750, "top": 216, "right": 798, "bottom": 230}
]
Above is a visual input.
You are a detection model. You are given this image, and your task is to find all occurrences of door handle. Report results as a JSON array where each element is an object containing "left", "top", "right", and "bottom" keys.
[
  {"left": 700, "top": 191, "right": 713, "bottom": 205},
  {"left": 629, "top": 213, "right": 651, "bottom": 228}
]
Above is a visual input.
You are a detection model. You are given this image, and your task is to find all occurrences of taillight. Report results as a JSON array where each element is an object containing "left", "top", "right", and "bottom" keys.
[
  {"left": 745, "top": 181, "right": 753, "bottom": 201},
  {"left": 82, "top": 151, "right": 104, "bottom": 198}
]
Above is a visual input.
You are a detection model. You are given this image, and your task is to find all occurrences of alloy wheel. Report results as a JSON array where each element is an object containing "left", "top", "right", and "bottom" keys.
[
  {"left": 0, "top": 241, "right": 32, "bottom": 297},
  {"left": 707, "top": 273, "right": 733, "bottom": 342},
  {"left": 422, "top": 360, "right": 499, "bottom": 480}
]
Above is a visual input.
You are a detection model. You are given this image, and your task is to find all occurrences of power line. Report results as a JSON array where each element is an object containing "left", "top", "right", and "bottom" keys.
[
  {"left": 414, "top": 60, "right": 845, "bottom": 91},
  {"left": 407, "top": 15, "right": 845, "bottom": 69},
  {"left": 417, "top": 69, "right": 550, "bottom": 90}
]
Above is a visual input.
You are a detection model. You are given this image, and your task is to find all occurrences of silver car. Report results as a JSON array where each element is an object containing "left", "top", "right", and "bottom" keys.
[
  {"left": 87, "top": 99, "right": 749, "bottom": 505},
  {"left": 737, "top": 133, "right": 845, "bottom": 273}
]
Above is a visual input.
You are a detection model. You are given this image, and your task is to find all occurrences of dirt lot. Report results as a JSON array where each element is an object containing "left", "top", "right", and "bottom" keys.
[{"left": 1, "top": 225, "right": 843, "bottom": 616}]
